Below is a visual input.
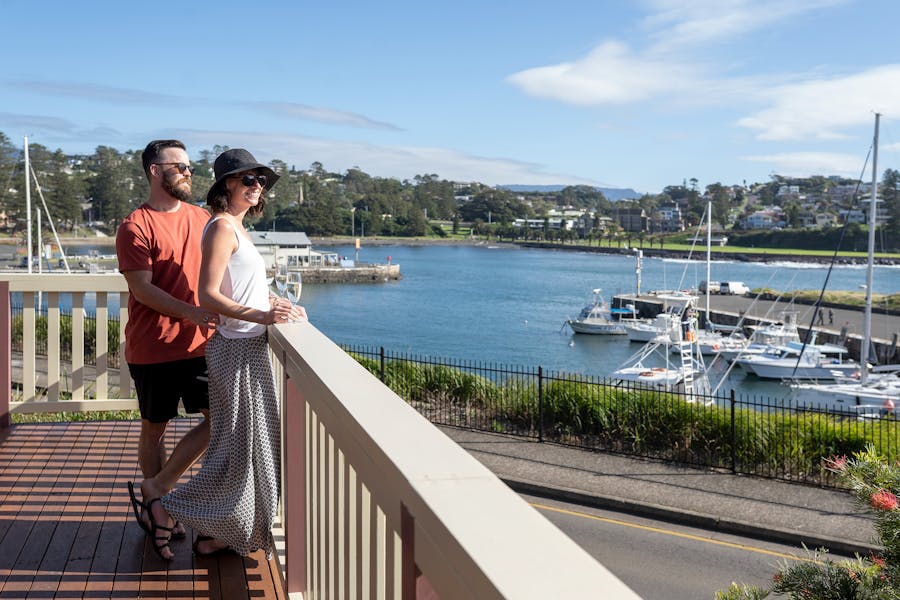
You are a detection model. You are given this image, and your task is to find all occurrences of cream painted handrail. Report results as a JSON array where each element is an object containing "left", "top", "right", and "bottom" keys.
[
  {"left": 269, "top": 321, "right": 639, "bottom": 599},
  {"left": 0, "top": 273, "right": 135, "bottom": 425}
]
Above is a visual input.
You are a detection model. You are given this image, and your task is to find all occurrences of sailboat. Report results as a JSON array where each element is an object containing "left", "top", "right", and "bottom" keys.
[{"left": 788, "top": 113, "right": 900, "bottom": 414}]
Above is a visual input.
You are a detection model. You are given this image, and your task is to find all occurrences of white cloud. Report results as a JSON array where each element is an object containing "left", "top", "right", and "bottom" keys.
[
  {"left": 737, "top": 66, "right": 900, "bottom": 140},
  {"left": 247, "top": 102, "right": 402, "bottom": 131},
  {"left": 641, "top": 0, "right": 848, "bottom": 52},
  {"left": 742, "top": 151, "right": 865, "bottom": 177},
  {"left": 179, "top": 129, "right": 606, "bottom": 187},
  {"left": 506, "top": 41, "right": 695, "bottom": 105}
]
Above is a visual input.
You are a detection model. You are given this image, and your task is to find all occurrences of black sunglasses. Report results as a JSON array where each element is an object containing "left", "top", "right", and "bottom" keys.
[
  {"left": 153, "top": 162, "right": 195, "bottom": 175},
  {"left": 231, "top": 173, "right": 268, "bottom": 187}
]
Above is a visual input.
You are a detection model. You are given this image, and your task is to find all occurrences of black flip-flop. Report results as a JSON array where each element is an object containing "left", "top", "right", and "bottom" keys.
[
  {"left": 127, "top": 481, "right": 152, "bottom": 534},
  {"left": 146, "top": 497, "right": 175, "bottom": 561},
  {"left": 127, "top": 481, "right": 186, "bottom": 539}
]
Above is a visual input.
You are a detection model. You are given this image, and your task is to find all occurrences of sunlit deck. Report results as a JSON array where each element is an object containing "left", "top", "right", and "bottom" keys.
[
  {"left": 0, "top": 273, "right": 639, "bottom": 599},
  {"left": 0, "top": 419, "right": 284, "bottom": 599}
]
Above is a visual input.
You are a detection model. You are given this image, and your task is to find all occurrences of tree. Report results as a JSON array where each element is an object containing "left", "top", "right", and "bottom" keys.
[
  {"left": 882, "top": 168, "right": 900, "bottom": 250},
  {"left": 0, "top": 132, "right": 20, "bottom": 227},
  {"left": 706, "top": 183, "right": 731, "bottom": 228},
  {"left": 42, "top": 150, "right": 86, "bottom": 231},
  {"left": 86, "top": 146, "right": 133, "bottom": 230}
]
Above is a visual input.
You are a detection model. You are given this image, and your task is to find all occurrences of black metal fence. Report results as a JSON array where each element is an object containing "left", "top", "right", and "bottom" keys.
[{"left": 343, "top": 344, "right": 899, "bottom": 488}]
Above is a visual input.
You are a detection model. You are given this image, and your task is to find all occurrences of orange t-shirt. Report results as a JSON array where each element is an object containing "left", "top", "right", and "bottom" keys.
[{"left": 116, "top": 202, "right": 213, "bottom": 364}]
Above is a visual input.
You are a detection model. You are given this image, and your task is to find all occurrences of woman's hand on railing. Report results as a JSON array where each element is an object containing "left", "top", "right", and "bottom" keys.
[{"left": 267, "top": 303, "right": 307, "bottom": 324}]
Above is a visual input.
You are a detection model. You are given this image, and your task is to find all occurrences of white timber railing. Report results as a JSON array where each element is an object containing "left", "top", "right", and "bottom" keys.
[
  {"left": 0, "top": 273, "right": 640, "bottom": 599},
  {"left": 0, "top": 273, "right": 134, "bottom": 424},
  {"left": 268, "top": 321, "right": 639, "bottom": 599}
]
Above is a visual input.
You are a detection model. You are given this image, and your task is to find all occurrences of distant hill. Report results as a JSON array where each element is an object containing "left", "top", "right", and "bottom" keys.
[{"left": 499, "top": 185, "right": 641, "bottom": 201}]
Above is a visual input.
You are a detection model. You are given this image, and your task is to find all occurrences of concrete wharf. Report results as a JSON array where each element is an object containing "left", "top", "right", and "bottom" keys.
[{"left": 612, "top": 292, "right": 900, "bottom": 364}]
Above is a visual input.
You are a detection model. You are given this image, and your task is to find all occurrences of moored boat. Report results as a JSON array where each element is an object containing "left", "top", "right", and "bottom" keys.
[{"left": 566, "top": 289, "right": 629, "bottom": 335}]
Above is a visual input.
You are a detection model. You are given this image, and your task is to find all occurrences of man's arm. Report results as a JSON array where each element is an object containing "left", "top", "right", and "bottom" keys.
[{"left": 122, "top": 270, "right": 216, "bottom": 327}]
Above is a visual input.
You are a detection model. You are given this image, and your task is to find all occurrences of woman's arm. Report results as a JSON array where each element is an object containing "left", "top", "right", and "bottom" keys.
[{"left": 198, "top": 218, "right": 273, "bottom": 324}]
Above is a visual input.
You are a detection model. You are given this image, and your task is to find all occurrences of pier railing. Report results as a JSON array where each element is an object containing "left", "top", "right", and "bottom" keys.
[{"left": 0, "top": 273, "right": 639, "bottom": 598}]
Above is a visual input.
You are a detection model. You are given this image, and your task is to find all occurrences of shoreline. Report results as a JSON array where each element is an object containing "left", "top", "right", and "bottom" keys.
[{"left": 1, "top": 235, "right": 896, "bottom": 266}]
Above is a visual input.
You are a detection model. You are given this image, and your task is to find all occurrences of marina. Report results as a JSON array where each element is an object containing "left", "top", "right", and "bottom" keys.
[{"left": 2, "top": 239, "right": 897, "bottom": 402}]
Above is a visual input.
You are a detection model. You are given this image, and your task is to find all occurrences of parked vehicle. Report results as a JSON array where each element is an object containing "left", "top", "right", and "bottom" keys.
[
  {"left": 699, "top": 280, "right": 720, "bottom": 294},
  {"left": 719, "top": 281, "right": 750, "bottom": 295}
]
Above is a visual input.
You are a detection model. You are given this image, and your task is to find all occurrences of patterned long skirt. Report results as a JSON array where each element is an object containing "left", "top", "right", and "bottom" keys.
[{"left": 162, "top": 332, "right": 281, "bottom": 556}]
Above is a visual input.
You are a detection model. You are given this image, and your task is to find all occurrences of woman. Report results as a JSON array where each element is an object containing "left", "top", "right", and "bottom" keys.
[{"left": 141, "top": 148, "right": 305, "bottom": 560}]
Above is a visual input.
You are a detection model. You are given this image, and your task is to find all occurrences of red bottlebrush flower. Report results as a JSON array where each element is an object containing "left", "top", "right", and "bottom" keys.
[
  {"left": 825, "top": 455, "right": 848, "bottom": 471},
  {"left": 871, "top": 555, "right": 886, "bottom": 568},
  {"left": 869, "top": 488, "right": 899, "bottom": 511}
]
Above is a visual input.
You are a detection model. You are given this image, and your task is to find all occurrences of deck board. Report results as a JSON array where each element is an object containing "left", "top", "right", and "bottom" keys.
[{"left": 0, "top": 420, "right": 284, "bottom": 599}]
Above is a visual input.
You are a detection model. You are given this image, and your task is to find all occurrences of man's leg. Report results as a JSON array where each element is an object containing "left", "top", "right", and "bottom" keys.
[
  {"left": 138, "top": 419, "right": 170, "bottom": 478},
  {"left": 145, "top": 409, "right": 210, "bottom": 494}
]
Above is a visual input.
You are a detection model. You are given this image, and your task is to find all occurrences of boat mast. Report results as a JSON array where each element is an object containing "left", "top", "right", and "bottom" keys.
[
  {"left": 24, "top": 136, "right": 32, "bottom": 274},
  {"left": 706, "top": 200, "right": 711, "bottom": 327},
  {"left": 860, "top": 113, "right": 879, "bottom": 384}
]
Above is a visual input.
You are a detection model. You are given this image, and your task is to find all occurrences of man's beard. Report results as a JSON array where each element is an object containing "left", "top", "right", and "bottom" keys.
[{"left": 162, "top": 176, "right": 192, "bottom": 202}]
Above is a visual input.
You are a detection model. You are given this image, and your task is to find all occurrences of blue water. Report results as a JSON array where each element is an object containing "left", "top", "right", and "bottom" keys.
[
  {"left": 297, "top": 244, "right": 898, "bottom": 397},
  {"left": 24, "top": 242, "right": 899, "bottom": 398}
]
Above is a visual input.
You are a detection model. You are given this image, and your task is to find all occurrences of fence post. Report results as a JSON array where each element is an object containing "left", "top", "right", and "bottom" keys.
[
  {"left": 380, "top": 346, "right": 385, "bottom": 382},
  {"left": 730, "top": 389, "right": 736, "bottom": 474},
  {"left": 538, "top": 366, "right": 544, "bottom": 443}
]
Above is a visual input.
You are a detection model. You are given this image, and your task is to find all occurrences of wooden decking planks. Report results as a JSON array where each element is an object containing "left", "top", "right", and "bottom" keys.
[{"left": 0, "top": 420, "right": 285, "bottom": 599}]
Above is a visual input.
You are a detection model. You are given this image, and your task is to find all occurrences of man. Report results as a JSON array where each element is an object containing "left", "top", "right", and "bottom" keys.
[{"left": 117, "top": 140, "right": 218, "bottom": 535}]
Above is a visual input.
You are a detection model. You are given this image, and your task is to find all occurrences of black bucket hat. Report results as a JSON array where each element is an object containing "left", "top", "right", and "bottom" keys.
[{"left": 206, "top": 148, "right": 280, "bottom": 203}]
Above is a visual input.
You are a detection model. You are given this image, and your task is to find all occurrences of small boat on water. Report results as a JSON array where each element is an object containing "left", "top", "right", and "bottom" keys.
[
  {"left": 735, "top": 343, "right": 860, "bottom": 380},
  {"left": 790, "top": 365, "right": 900, "bottom": 415},
  {"left": 612, "top": 298, "right": 713, "bottom": 401},
  {"left": 565, "top": 289, "right": 632, "bottom": 335},
  {"left": 624, "top": 311, "right": 679, "bottom": 343}
]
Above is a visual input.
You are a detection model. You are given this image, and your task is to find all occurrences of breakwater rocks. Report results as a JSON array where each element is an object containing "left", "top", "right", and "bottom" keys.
[
  {"left": 300, "top": 264, "right": 401, "bottom": 284},
  {"left": 518, "top": 242, "right": 898, "bottom": 265}
]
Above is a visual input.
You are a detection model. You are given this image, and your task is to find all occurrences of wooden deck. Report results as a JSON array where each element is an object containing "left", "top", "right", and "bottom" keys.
[{"left": 0, "top": 420, "right": 285, "bottom": 599}]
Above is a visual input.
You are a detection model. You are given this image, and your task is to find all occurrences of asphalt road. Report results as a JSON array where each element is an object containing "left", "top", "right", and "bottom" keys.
[{"left": 522, "top": 494, "right": 855, "bottom": 600}]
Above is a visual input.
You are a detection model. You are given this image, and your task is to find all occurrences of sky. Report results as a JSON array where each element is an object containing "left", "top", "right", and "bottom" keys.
[{"left": 2, "top": 0, "right": 900, "bottom": 195}]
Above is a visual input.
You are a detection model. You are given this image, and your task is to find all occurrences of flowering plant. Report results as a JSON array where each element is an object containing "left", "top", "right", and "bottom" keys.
[{"left": 716, "top": 444, "right": 899, "bottom": 599}]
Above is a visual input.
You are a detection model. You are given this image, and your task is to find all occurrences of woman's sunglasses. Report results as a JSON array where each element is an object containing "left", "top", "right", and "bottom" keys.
[{"left": 231, "top": 174, "right": 268, "bottom": 187}]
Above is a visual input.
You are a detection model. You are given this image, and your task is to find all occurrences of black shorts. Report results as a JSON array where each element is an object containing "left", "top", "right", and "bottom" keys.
[{"left": 128, "top": 357, "right": 209, "bottom": 423}]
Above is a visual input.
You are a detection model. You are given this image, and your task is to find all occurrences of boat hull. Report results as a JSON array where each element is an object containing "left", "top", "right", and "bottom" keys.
[{"left": 568, "top": 320, "right": 626, "bottom": 335}]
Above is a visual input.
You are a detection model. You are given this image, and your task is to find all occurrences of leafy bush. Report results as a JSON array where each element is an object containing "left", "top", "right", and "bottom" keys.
[{"left": 720, "top": 445, "right": 900, "bottom": 598}]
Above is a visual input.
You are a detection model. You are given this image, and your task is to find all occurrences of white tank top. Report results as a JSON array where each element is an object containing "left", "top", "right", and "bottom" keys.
[{"left": 204, "top": 216, "right": 269, "bottom": 338}]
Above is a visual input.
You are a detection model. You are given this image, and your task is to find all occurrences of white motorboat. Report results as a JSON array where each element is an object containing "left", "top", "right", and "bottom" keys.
[
  {"left": 612, "top": 298, "right": 712, "bottom": 400},
  {"left": 717, "top": 311, "right": 803, "bottom": 362},
  {"left": 566, "top": 289, "right": 628, "bottom": 335},
  {"left": 735, "top": 344, "right": 860, "bottom": 380},
  {"left": 624, "top": 311, "right": 680, "bottom": 343},
  {"left": 791, "top": 366, "right": 900, "bottom": 414}
]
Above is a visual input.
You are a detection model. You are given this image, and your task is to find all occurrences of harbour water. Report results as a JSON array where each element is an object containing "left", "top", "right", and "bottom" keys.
[
  {"left": 18, "top": 241, "right": 898, "bottom": 400},
  {"left": 298, "top": 243, "right": 897, "bottom": 399}
]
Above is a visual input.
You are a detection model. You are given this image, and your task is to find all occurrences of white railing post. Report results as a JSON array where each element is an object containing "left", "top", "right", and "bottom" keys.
[{"left": 283, "top": 373, "right": 308, "bottom": 597}]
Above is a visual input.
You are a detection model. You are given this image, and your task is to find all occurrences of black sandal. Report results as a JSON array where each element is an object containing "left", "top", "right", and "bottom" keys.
[
  {"left": 146, "top": 497, "right": 175, "bottom": 561},
  {"left": 193, "top": 535, "right": 232, "bottom": 557},
  {"left": 127, "top": 481, "right": 185, "bottom": 539},
  {"left": 127, "top": 481, "right": 151, "bottom": 534}
]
